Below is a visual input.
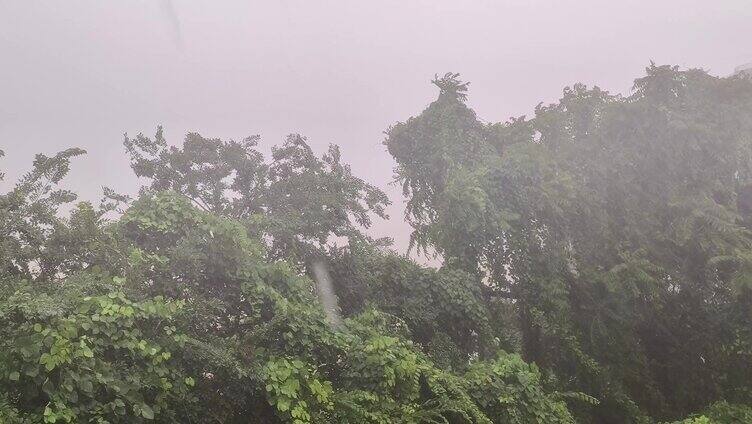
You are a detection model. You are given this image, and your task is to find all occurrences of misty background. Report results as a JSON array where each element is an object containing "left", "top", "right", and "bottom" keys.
[{"left": 1, "top": 1, "right": 750, "bottom": 257}]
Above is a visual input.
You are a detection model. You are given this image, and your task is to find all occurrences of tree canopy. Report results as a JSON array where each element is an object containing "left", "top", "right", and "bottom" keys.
[
  {"left": 386, "top": 66, "right": 752, "bottom": 422},
  {"left": 2, "top": 64, "right": 751, "bottom": 423}
]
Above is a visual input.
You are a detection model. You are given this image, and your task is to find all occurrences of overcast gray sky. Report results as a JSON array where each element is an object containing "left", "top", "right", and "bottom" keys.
[{"left": 1, "top": 1, "right": 751, "bottom": 256}]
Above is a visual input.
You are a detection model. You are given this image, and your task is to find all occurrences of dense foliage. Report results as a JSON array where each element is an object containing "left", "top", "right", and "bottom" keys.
[
  {"left": 1, "top": 64, "right": 751, "bottom": 423},
  {"left": 0, "top": 137, "right": 570, "bottom": 423},
  {"left": 386, "top": 66, "right": 752, "bottom": 422}
]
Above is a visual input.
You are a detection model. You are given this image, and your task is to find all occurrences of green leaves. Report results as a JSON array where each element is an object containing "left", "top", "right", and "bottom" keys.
[
  {"left": 1, "top": 278, "right": 194, "bottom": 423},
  {"left": 7, "top": 65, "right": 752, "bottom": 423},
  {"left": 386, "top": 64, "right": 752, "bottom": 422},
  {"left": 140, "top": 403, "right": 154, "bottom": 420},
  {"left": 263, "top": 357, "right": 333, "bottom": 423},
  {"left": 464, "top": 352, "right": 574, "bottom": 423},
  {"left": 122, "top": 128, "right": 389, "bottom": 265}
]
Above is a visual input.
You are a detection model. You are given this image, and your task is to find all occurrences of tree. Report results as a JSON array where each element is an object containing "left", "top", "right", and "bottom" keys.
[
  {"left": 5, "top": 63, "right": 749, "bottom": 423},
  {"left": 386, "top": 65, "right": 752, "bottom": 422},
  {"left": 0, "top": 148, "right": 86, "bottom": 281},
  {"left": 123, "top": 128, "right": 390, "bottom": 264},
  {"left": 1, "top": 145, "right": 573, "bottom": 423}
]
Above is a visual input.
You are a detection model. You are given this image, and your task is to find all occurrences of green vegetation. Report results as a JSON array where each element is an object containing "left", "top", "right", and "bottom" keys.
[{"left": 2, "top": 64, "right": 751, "bottom": 422}]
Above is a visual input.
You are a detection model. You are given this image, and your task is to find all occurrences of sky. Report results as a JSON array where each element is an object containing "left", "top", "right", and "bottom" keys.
[{"left": 1, "top": 0, "right": 751, "bottom": 258}]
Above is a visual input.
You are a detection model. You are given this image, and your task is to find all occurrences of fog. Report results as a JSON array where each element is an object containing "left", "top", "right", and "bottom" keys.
[{"left": 1, "top": 0, "right": 750, "bottom": 255}]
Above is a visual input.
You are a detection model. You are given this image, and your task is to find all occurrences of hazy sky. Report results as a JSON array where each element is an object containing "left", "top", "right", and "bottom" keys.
[{"left": 1, "top": 1, "right": 751, "bottom": 256}]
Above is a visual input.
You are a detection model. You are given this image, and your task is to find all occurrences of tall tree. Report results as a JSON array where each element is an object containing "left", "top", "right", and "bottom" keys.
[
  {"left": 124, "top": 129, "right": 390, "bottom": 263},
  {"left": 386, "top": 66, "right": 752, "bottom": 422}
]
